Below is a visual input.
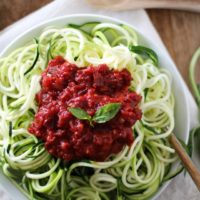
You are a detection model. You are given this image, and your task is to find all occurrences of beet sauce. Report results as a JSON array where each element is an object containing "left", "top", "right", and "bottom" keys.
[{"left": 29, "top": 56, "right": 142, "bottom": 161}]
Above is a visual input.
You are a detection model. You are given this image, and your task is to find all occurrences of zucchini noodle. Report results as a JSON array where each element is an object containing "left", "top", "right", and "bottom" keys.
[{"left": 0, "top": 22, "right": 177, "bottom": 200}]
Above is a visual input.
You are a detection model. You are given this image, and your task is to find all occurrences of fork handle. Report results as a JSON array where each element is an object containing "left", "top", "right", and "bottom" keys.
[{"left": 170, "top": 133, "right": 200, "bottom": 191}]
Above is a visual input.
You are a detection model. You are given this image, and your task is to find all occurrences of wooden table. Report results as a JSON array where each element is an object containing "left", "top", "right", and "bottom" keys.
[{"left": 0, "top": 0, "right": 199, "bottom": 90}]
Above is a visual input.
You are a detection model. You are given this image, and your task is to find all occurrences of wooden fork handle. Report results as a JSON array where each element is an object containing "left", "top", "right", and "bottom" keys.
[{"left": 170, "top": 134, "right": 200, "bottom": 191}]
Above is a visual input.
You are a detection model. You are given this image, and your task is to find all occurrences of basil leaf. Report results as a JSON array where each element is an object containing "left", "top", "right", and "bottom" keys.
[
  {"left": 93, "top": 103, "right": 121, "bottom": 124},
  {"left": 129, "top": 45, "right": 158, "bottom": 66},
  {"left": 68, "top": 107, "right": 91, "bottom": 121}
]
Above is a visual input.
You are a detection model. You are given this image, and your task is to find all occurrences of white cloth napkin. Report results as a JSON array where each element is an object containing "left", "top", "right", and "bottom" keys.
[{"left": 0, "top": 0, "right": 199, "bottom": 199}]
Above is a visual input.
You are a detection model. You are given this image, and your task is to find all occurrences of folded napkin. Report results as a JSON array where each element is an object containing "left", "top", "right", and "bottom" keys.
[
  {"left": 0, "top": 0, "right": 199, "bottom": 199},
  {"left": 86, "top": 0, "right": 200, "bottom": 12}
]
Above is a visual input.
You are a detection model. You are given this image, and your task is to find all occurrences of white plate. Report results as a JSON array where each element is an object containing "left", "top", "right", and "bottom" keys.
[{"left": 0, "top": 14, "right": 190, "bottom": 200}]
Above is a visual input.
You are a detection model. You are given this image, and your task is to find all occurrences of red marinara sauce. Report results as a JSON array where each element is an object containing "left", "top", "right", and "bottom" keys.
[{"left": 29, "top": 56, "right": 142, "bottom": 161}]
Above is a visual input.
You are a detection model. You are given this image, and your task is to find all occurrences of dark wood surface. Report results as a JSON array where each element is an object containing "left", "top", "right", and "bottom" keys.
[
  {"left": 148, "top": 9, "right": 200, "bottom": 88},
  {"left": 0, "top": 0, "right": 199, "bottom": 89}
]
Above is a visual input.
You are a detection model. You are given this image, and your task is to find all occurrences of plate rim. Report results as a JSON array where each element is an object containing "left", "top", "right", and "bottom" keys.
[{"left": 0, "top": 13, "right": 190, "bottom": 200}]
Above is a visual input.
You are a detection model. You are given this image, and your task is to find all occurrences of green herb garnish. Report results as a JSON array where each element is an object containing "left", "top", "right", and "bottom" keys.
[
  {"left": 129, "top": 45, "right": 158, "bottom": 66},
  {"left": 68, "top": 107, "right": 92, "bottom": 121},
  {"left": 68, "top": 103, "right": 121, "bottom": 126},
  {"left": 93, "top": 103, "right": 121, "bottom": 124}
]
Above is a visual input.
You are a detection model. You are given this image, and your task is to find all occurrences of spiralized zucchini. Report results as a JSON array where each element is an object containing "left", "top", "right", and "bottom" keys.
[{"left": 0, "top": 22, "right": 176, "bottom": 200}]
